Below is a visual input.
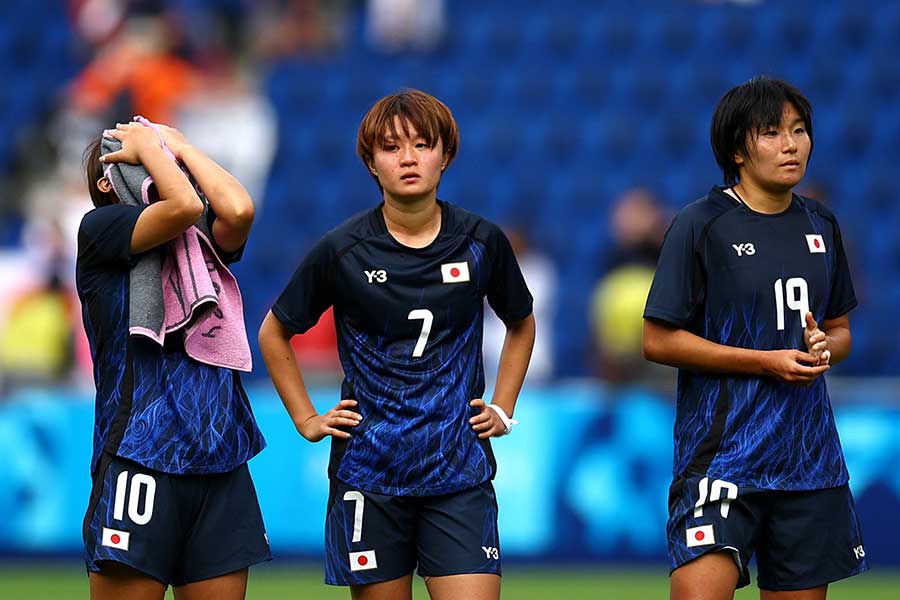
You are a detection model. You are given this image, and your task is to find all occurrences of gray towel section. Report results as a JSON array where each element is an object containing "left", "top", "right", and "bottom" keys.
[{"left": 101, "top": 135, "right": 209, "bottom": 341}]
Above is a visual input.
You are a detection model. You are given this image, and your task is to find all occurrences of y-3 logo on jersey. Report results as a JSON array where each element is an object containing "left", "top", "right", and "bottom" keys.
[
  {"left": 853, "top": 545, "right": 866, "bottom": 560},
  {"left": 482, "top": 546, "right": 499, "bottom": 560},
  {"left": 732, "top": 243, "right": 756, "bottom": 257},
  {"left": 365, "top": 270, "right": 387, "bottom": 283}
]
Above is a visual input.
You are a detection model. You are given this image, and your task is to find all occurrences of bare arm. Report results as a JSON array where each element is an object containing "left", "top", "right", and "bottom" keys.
[
  {"left": 101, "top": 123, "right": 204, "bottom": 254},
  {"left": 157, "top": 125, "right": 255, "bottom": 253},
  {"left": 258, "top": 311, "right": 360, "bottom": 442},
  {"left": 642, "top": 317, "right": 829, "bottom": 384},
  {"left": 470, "top": 313, "right": 535, "bottom": 438}
]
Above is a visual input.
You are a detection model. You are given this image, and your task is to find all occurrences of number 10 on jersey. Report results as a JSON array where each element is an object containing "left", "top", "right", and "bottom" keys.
[{"left": 774, "top": 277, "right": 810, "bottom": 331}]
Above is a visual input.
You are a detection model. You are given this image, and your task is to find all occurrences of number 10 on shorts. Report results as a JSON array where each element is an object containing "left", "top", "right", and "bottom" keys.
[{"left": 113, "top": 470, "right": 157, "bottom": 525}]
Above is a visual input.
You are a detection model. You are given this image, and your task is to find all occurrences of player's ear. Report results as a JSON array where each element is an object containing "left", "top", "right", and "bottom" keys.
[{"left": 97, "top": 176, "right": 113, "bottom": 193}]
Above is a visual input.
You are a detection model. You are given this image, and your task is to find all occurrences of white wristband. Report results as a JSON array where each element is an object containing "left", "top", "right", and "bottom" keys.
[{"left": 486, "top": 404, "right": 519, "bottom": 435}]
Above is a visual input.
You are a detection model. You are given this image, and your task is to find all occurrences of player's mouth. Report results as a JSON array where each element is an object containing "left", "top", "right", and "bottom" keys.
[
  {"left": 780, "top": 160, "right": 801, "bottom": 168},
  {"left": 401, "top": 172, "right": 421, "bottom": 182}
]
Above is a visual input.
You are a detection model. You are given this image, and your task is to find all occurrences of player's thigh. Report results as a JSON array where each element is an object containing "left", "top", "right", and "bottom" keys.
[
  {"left": 670, "top": 551, "right": 740, "bottom": 600},
  {"left": 350, "top": 574, "right": 414, "bottom": 600},
  {"left": 759, "top": 587, "right": 827, "bottom": 600},
  {"left": 325, "top": 480, "right": 417, "bottom": 586},
  {"left": 757, "top": 485, "right": 867, "bottom": 592},
  {"left": 424, "top": 573, "right": 501, "bottom": 600},
  {"left": 416, "top": 481, "right": 501, "bottom": 579},
  {"left": 667, "top": 475, "right": 765, "bottom": 591},
  {"left": 173, "top": 568, "right": 248, "bottom": 600},
  {"left": 89, "top": 560, "right": 167, "bottom": 600}
]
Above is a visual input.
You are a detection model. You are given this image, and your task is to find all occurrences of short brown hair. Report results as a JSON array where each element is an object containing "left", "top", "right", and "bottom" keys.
[
  {"left": 83, "top": 136, "right": 118, "bottom": 208},
  {"left": 357, "top": 89, "right": 460, "bottom": 189}
]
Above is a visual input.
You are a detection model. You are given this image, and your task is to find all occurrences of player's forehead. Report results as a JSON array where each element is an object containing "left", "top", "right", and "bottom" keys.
[
  {"left": 752, "top": 101, "right": 805, "bottom": 132},
  {"left": 381, "top": 115, "right": 421, "bottom": 142}
]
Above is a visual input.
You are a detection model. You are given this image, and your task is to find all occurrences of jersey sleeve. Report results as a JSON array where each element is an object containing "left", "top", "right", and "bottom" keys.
[
  {"left": 485, "top": 226, "right": 534, "bottom": 322},
  {"left": 77, "top": 204, "right": 146, "bottom": 269},
  {"left": 825, "top": 218, "right": 857, "bottom": 319},
  {"left": 271, "top": 235, "right": 337, "bottom": 334},
  {"left": 643, "top": 210, "right": 705, "bottom": 328}
]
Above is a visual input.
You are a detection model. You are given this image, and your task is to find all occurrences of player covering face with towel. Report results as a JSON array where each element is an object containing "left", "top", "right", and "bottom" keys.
[{"left": 79, "top": 120, "right": 269, "bottom": 600}]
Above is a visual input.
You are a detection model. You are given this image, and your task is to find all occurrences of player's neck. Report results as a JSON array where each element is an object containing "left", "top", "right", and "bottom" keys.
[
  {"left": 731, "top": 180, "right": 793, "bottom": 214},
  {"left": 381, "top": 195, "right": 442, "bottom": 249}
]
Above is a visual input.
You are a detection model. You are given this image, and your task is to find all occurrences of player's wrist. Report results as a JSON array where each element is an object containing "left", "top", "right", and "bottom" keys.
[{"left": 486, "top": 404, "right": 519, "bottom": 435}]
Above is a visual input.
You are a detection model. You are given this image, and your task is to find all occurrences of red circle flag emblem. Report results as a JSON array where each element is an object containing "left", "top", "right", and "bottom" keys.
[
  {"left": 358, "top": 555, "right": 368, "bottom": 566},
  {"left": 814, "top": 238, "right": 821, "bottom": 248},
  {"left": 450, "top": 267, "right": 460, "bottom": 277},
  {"left": 111, "top": 534, "right": 121, "bottom": 544},
  {"left": 694, "top": 531, "right": 705, "bottom": 541}
]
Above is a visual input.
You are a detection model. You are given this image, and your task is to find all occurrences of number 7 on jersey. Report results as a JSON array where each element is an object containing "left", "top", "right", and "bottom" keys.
[{"left": 407, "top": 309, "right": 433, "bottom": 357}]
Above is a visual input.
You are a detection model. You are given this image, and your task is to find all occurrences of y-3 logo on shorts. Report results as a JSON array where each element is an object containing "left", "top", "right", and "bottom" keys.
[
  {"left": 853, "top": 545, "right": 865, "bottom": 560},
  {"left": 482, "top": 546, "right": 499, "bottom": 560}
]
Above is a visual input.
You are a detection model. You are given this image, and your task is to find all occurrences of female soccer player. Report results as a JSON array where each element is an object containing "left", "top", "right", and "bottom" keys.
[
  {"left": 643, "top": 76, "right": 867, "bottom": 600},
  {"left": 259, "top": 89, "right": 535, "bottom": 600},
  {"left": 78, "top": 122, "right": 269, "bottom": 600}
]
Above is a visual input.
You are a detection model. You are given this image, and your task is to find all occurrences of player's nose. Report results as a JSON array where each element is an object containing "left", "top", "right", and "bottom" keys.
[{"left": 399, "top": 145, "right": 417, "bottom": 166}]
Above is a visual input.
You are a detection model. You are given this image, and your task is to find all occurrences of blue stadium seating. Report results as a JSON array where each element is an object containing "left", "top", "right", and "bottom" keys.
[{"left": 2, "top": 1, "right": 898, "bottom": 376}]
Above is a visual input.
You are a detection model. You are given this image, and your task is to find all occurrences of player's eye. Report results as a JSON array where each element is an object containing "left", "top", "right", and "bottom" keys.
[
  {"left": 794, "top": 127, "right": 806, "bottom": 135},
  {"left": 762, "top": 130, "right": 779, "bottom": 137},
  {"left": 415, "top": 142, "right": 428, "bottom": 149},
  {"left": 384, "top": 144, "right": 398, "bottom": 151}
]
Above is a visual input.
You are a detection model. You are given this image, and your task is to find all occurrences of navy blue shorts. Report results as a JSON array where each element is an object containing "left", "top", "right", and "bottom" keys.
[
  {"left": 83, "top": 453, "right": 271, "bottom": 586},
  {"left": 667, "top": 474, "right": 868, "bottom": 591},
  {"left": 324, "top": 479, "right": 501, "bottom": 586}
]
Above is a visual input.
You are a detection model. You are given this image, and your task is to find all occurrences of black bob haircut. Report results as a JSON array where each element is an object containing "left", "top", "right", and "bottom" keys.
[{"left": 710, "top": 76, "right": 813, "bottom": 185}]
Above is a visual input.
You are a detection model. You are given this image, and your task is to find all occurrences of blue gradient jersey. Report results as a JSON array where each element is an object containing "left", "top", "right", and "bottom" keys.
[
  {"left": 273, "top": 201, "right": 533, "bottom": 496},
  {"left": 644, "top": 187, "right": 857, "bottom": 491},
  {"left": 76, "top": 204, "right": 265, "bottom": 475}
]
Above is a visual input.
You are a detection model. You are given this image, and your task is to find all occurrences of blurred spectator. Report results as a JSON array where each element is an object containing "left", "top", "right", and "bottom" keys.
[
  {"left": 590, "top": 188, "right": 667, "bottom": 383},
  {"left": 483, "top": 226, "right": 556, "bottom": 385},
  {"left": 176, "top": 61, "right": 277, "bottom": 207},
  {"left": 252, "top": 0, "right": 351, "bottom": 59},
  {"left": 68, "top": 13, "right": 199, "bottom": 124},
  {"left": 366, "top": 0, "right": 446, "bottom": 53},
  {"left": 0, "top": 229, "right": 74, "bottom": 393}
]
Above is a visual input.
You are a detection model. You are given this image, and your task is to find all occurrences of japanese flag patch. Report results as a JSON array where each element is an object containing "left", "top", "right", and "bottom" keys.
[
  {"left": 806, "top": 234, "right": 826, "bottom": 253},
  {"left": 349, "top": 550, "right": 378, "bottom": 571},
  {"left": 101, "top": 527, "right": 130, "bottom": 551},
  {"left": 686, "top": 524, "right": 715, "bottom": 548},
  {"left": 441, "top": 262, "right": 470, "bottom": 283}
]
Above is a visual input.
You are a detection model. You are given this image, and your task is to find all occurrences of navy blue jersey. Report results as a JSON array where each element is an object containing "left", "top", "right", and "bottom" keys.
[
  {"left": 273, "top": 201, "right": 533, "bottom": 496},
  {"left": 644, "top": 187, "right": 856, "bottom": 491},
  {"left": 76, "top": 204, "right": 265, "bottom": 475}
]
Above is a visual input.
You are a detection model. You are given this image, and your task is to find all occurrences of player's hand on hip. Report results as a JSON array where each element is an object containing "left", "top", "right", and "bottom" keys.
[
  {"left": 100, "top": 122, "right": 163, "bottom": 165},
  {"left": 804, "top": 312, "right": 831, "bottom": 365},
  {"left": 469, "top": 399, "right": 507, "bottom": 439},
  {"left": 298, "top": 399, "right": 361, "bottom": 443},
  {"left": 762, "top": 349, "right": 829, "bottom": 385}
]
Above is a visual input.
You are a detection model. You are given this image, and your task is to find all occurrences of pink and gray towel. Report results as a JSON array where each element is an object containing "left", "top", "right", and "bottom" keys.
[{"left": 101, "top": 116, "right": 252, "bottom": 372}]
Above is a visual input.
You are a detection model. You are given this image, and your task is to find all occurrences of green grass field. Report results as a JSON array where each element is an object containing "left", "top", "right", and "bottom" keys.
[{"left": 2, "top": 564, "right": 898, "bottom": 599}]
